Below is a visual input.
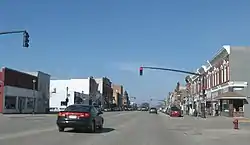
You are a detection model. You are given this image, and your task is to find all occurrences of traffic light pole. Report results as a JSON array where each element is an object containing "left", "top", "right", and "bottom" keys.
[
  {"left": 0, "top": 30, "right": 25, "bottom": 35},
  {"left": 139, "top": 66, "right": 206, "bottom": 118},
  {"left": 0, "top": 30, "right": 30, "bottom": 47}
]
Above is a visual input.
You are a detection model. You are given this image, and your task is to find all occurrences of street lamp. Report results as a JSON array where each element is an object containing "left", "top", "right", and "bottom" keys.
[{"left": 32, "top": 79, "right": 36, "bottom": 114}]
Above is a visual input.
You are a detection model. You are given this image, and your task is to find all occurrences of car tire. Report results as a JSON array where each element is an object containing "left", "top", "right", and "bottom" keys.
[
  {"left": 99, "top": 122, "right": 103, "bottom": 130},
  {"left": 90, "top": 121, "right": 96, "bottom": 133},
  {"left": 58, "top": 127, "right": 64, "bottom": 132}
]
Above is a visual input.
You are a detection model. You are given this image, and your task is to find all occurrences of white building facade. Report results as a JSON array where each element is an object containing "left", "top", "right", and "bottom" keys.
[{"left": 49, "top": 77, "right": 99, "bottom": 112}]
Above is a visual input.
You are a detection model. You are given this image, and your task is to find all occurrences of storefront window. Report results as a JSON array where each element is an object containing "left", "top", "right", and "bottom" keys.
[
  {"left": 5, "top": 96, "right": 17, "bottom": 109},
  {"left": 222, "top": 100, "right": 229, "bottom": 111}
]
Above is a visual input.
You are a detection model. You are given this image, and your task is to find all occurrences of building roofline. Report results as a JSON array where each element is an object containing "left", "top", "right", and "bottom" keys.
[
  {"left": 209, "top": 45, "right": 231, "bottom": 64},
  {"left": 2, "top": 67, "right": 38, "bottom": 78},
  {"left": 187, "top": 45, "right": 231, "bottom": 82}
]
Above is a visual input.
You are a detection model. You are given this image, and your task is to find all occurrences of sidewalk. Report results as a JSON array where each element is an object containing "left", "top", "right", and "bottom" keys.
[
  {"left": 233, "top": 117, "right": 250, "bottom": 123},
  {"left": 183, "top": 115, "right": 250, "bottom": 130},
  {"left": 164, "top": 114, "right": 250, "bottom": 145}
]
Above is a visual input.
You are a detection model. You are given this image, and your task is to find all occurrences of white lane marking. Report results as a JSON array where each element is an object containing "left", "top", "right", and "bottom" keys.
[
  {"left": 109, "top": 111, "right": 137, "bottom": 117},
  {"left": 0, "top": 127, "right": 57, "bottom": 140}
]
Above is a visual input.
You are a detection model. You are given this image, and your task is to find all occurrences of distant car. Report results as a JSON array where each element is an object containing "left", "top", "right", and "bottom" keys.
[
  {"left": 56, "top": 104, "right": 104, "bottom": 132},
  {"left": 169, "top": 106, "right": 182, "bottom": 117},
  {"left": 141, "top": 107, "right": 148, "bottom": 111},
  {"left": 149, "top": 107, "right": 157, "bottom": 114}
]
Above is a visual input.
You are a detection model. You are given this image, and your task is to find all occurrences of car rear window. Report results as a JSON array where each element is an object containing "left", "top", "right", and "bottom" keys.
[
  {"left": 171, "top": 107, "right": 180, "bottom": 111},
  {"left": 150, "top": 108, "right": 157, "bottom": 110},
  {"left": 64, "top": 105, "right": 90, "bottom": 112}
]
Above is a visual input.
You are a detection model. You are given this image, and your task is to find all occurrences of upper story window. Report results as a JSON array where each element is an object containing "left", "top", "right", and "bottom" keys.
[
  {"left": 208, "top": 73, "right": 211, "bottom": 89},
  {"left": 223, "top": 64, "right": 227, "bottom": 82},
  {"left": 220, "top": 65, "right": 224, "bottom": 83},
  {"left": 216, "top": 68, "right": 220, "bottom": 85},
  {"left": 214, "top": 69, "right": 217, "bottom": 86},
  {"left": 226, "top": 61, "right": 230, "bottom": 81},
  {"left": 206, "top": 74, "right": 209, "bottom": 89},
  {"left": 211, "top": 71, "right": 215, "bottom": 87}
]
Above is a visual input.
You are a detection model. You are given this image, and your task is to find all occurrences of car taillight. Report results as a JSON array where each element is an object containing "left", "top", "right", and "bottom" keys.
[
  {"left": 77, "top": 112, "right": 90, "bottom": 118},
  {"left": 171, "top": 111, "right": 177, "bottom": 114},
  {"left": 58, "top": 112, "right": 67, "bottom": 117}
]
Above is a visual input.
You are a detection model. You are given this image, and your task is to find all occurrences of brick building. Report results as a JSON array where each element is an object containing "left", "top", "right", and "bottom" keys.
[
  {"left": 0, "top": 67, "right": 50, "bottom": 114},
  {"left": 112, "top": 84, "right": 123, "bottom": 107},
  {"left": 94, "top": 77, "right": 113, "bottom": 108},
  {"left": 186, "top": 45, "right": 250, "bottom": 117},
  {"left": 122, "top": 90, "right": 129, "bottom": 107}
]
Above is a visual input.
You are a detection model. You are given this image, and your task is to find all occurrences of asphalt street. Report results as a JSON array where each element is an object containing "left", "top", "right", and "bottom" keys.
[{"left": 0, "top": 111, "right": 249, "bottom": 145}]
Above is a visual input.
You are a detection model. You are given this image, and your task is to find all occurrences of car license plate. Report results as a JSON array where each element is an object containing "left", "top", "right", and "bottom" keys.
[{"left": 68, "top": 115, "right": 77, "bottom": 119}]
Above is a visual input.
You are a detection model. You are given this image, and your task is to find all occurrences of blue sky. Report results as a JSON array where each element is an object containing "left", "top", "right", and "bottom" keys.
[{"left": 1, "top": 0, "right": 250, "bottom": 104}]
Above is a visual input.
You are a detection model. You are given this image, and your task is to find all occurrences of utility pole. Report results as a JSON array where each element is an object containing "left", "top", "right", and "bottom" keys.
[
  {"left": 0, "top": 30, "right": 30, "bottom": 47},
  {"left": 66, "top": 87, "right": 69, "bottom": 106},
  {"left": 139, "top": 66, "right": 206, "bottom": 118}
]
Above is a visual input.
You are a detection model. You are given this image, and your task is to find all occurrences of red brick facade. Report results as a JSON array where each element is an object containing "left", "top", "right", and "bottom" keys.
[{"left": 0, "top": 67, "right": 38, "bottom": 113}]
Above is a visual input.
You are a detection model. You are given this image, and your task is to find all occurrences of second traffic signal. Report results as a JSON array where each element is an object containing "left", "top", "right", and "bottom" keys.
[
  {"left": 23, "top": 31, "right": 29, "bottom": 47},
  {"left": 139, "top": 67, "right": 143, "bottom": 76}
]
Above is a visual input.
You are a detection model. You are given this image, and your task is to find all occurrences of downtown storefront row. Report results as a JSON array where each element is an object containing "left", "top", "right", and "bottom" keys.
[
  {"left": 206, "top": 81, "right": 248, "bottom": 117},
  {"left": 186, "top": 81, "right": 248, "bottom": 117},
  {"left": 186, "top": 45, "right": 250, "bottom": 118}
]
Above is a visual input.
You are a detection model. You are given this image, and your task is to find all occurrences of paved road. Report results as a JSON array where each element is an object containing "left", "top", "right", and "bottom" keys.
[
  {"left": 0, "top": 112, "right": 249, "bottom": 145},
  {"left": 0, "top": 112, "right": 131, "bottom": 135}
]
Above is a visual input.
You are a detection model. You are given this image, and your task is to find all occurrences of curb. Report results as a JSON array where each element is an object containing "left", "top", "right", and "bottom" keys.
[{"left": 238, "top": 119, "right": 250, "bottom": 123}]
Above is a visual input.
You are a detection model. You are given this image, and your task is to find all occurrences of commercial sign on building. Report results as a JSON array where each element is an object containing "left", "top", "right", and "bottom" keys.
[{"left": 211, "top": 91, "right": 218, "bottom": 100}]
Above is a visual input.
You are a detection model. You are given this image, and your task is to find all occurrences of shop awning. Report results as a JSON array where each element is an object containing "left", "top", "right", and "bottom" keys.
[{"left": 215, "top": 92, "right": 247, "bottom": 100}]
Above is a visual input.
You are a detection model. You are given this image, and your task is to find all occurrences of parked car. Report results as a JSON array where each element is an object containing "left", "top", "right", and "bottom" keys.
[
  {"left": 56, "top": 104, "right": 104, "bottom": 132},
  {"left": 169, "top": 106, "right": 182, "bottom": 117},
  {"left": 141, "top": 107, "right": 148, "bottom": 111}
]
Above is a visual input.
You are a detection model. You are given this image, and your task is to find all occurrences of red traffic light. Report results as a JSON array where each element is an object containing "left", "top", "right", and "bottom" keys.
[{"left": 139, "top": 67, "right": 143, "bottom": 76}]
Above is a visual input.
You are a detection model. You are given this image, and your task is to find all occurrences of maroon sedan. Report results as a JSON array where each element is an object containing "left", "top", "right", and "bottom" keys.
[{"left": 169, "top": 106, "right": 182, "bottom": 117}]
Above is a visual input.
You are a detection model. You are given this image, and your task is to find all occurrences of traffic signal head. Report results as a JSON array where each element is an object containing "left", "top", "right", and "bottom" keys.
[
  {"left": 65, "top": 98, "right": 69, "bottom": 106},
  {"left": 139, "top": 67, "right": 143, "bottom": 76},
  {"left": 23, "top": 31, "right": 29, "bottom": 47}
]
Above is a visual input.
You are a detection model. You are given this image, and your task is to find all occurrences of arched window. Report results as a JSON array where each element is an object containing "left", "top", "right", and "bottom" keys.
[
  {"left": 226, "top": 61, "right": 230, "bottom": 81},
  {"left": 212, "top": 71, "right": 215, "bottom": 87},
  {"left": 223, "top": 64, "right": 227, "bottom": 82},
  {"left": 214, "top": 67, "right": 217, "bottom": 86},
  {"left": 220, "top": 65, "right": 224, "bottom": 83},
  {"left": 217, "top": 68, "right": 220, "bottom": 85},
  {"left": 208, "top": 73, "right": 211, "bottom": 88}
]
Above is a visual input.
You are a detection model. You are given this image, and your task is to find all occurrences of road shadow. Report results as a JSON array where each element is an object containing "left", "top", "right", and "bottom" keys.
[{"left": 65, "top": 127, "right": 115, "bottom": 134}]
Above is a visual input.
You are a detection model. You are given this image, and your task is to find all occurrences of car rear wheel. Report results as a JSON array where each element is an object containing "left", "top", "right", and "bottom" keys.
[
  {"left": 98, "top": 122, "right": 103, "bottom": 130},
  {"left": 99, "top": 120, "right": 104, "bottom": 130},
  {"left": 90, "top": 121, "right": 96, "bottom": 133},
  {"left": 58, "top": 127, "right": 64, "bottom": 132}
]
